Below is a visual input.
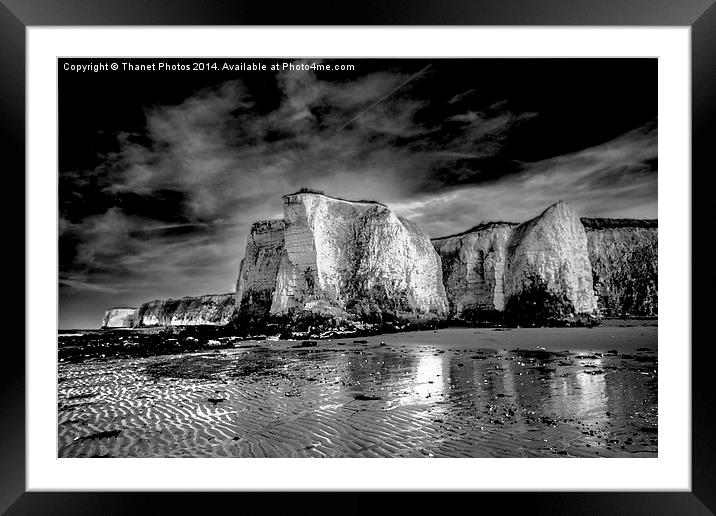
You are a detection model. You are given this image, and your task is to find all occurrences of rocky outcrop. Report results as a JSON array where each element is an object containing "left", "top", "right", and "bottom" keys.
[
  {"left": 135, "top": 294, "right": 235, "bottom": 327},
  {"left": 432, "top": 222, "right": 516, "bottom": 320},
  {"left": 101, "top": 307, "right": 137, "bottom": 328},
  {"left": 236, "top": 191, "right": 448, "bottom": 331},
  {"left": 234, "top": 220, "right": 286, "bottom": 324},
  {"left": 582, "top": 218, "right": 657, "bottom": 317},
  {"left": 503, "top": 202, "right": 599, "bottom": 324}
]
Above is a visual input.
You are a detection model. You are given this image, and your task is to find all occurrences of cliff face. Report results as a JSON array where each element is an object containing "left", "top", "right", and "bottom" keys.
[
  {"left": 135, "top": 294, "right": 235, "bottom": 327},
  {"left": 432, "top": 202, "right": 600, "bottom": 324},
  {"left": 432, "top": 204, "right": 657, "bottom": 324},
  {"left": 101, "top": 307, "right": 137, "bottom": 328},
  {"left": 102, "top": 195, "right": 657, "bottom": 330},
  {"left": 235, "top": 220, "right": 286, "bottom": 324},
  {"left": 582, "top": 219, "right": 658, "bottom": 317},
  {"left": 503, "top": 202, "right": 599, "bottom": 323},
  {"left": 264, "top": 192, "right": 448, "bottom": 327},
  {"left": 432, "top": 223, "right": 515, "bottom": 319}
]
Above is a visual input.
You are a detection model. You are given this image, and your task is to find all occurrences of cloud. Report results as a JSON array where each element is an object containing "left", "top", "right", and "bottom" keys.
[{"left": 392, "top": 120, "right": 658, "bottom": 237}]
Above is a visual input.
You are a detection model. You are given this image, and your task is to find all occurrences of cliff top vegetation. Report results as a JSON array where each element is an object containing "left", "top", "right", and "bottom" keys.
[
  {"left": 432, "top": 221, "right": 518, "bottom": 242},
  {"left": 284, "top": 188, "right": 387, "bottom": 207},
  {"left": 580, "top": 218, "right": 658, "bottom": 229}
]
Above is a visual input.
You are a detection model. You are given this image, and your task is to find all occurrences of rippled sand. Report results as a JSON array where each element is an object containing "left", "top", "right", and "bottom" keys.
[{"left": 58, "top": 325, "right": 657, "bottom": 458}]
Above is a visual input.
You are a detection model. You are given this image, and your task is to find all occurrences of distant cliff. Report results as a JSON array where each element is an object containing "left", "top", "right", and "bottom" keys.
[
  {"left": 135, "top": 294, "right": 235, "bottom": 327},
  {"left": 236, "top": 191, "right": 448, "bottom": 331},
  {"left": 582, "top": 218, "right": 657, "bottom": 317},
  {"left": 101, "top": 307, "right": 137, "bottom": 328}
]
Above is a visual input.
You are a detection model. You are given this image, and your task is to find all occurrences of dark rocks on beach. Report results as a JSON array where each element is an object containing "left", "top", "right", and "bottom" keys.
[
  {"left": 291, "top": 341, "right": 318, "bottom": 348},
  {"left": 511, "top": 348, "right": 567, "bottom": 362},
  {"left": 59, "top": 327, "right": 236, "bottom": 363},
  {"left": 77, "top": 429, "right": 121, "bottom": 441},
  {"left": 354, "top": 394, "right": 382, "bottom": 401}
]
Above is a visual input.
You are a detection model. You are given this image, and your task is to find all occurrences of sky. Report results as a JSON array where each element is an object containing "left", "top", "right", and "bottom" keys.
[{"left": 59, "top": 58, "right": 657, "bottom": 329}]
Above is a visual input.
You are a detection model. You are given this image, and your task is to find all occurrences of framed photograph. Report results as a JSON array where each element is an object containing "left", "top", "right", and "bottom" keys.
[{"left": 5, "top": 0, "right": 714, "bottom": 513}]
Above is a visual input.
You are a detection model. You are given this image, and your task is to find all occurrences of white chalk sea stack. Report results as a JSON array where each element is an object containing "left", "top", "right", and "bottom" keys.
[
  {"left": 236, "top": 191, "right": 449, "bottom": 328},
  {"left": 504, "top": 201, "right": 599, "bottom": 318},
  {"left": 433, "top": 201, "right": 604, "bottom": 324}
]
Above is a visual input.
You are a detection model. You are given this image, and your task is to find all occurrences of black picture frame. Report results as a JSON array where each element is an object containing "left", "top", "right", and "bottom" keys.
[{"left": 4, "top": 1, "right": 714, "bottom": 513}]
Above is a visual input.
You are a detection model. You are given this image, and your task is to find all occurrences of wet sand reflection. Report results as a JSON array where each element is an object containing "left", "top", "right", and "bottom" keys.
[{"left": 58, "top": 326, "right": 658, "bottom": 458}]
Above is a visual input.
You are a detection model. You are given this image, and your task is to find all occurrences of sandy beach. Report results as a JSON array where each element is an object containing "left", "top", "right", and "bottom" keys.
[{"left": 58, "top": 323, "right": 657, "bottom": 458}]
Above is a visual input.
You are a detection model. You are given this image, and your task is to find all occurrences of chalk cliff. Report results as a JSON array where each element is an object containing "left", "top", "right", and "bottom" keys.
[
  {"left": 432, "top": 201, "right": 600, "bottom": 324},
  {"left": 582, "top": 218, "right": 658, "bottom": 317},
  {"left": 503, "top": 201, "right": 599, "bottom": 323},
  {"left": 101, "top": 307, "right": 137, "bottom": 328},
  {"left": 432, "top": 204, "right": 657, "bottom": 324},
  {"left": 236, "top": 192, "right": 448, "bottom": 330},
  {"left": 102, "top": 195, "right": 657, "bottom": 330},
  {"left": 432, "top": 222, "right": 516, "bottom": 320},
  {"left": 135, "top": 293, "right": 235, "bottom": 327},
  {"left": 234, "top": 219, "right": 286, "bottom": 324}
]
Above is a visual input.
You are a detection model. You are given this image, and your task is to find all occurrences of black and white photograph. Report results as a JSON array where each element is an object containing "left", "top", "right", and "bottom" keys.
[{"left": 58, "top": 57, "right": 658, "bottom": 459}]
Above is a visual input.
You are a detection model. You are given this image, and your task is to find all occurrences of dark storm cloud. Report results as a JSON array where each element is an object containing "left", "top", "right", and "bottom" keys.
[{"left": 59, "top": 60, "right": 657, "bottom": 327}]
